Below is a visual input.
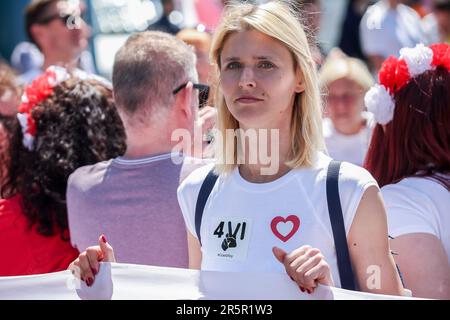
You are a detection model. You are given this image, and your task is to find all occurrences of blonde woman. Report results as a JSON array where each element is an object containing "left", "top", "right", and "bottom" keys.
[
  {"left": 319, "top": 48, "right": 375, "bottom": 166},
  {"left": 71, "top": 1, "right": 404, "bottom": 296}
]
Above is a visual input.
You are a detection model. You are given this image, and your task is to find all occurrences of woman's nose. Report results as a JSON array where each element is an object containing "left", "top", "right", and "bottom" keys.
[{"left": 238, "top": 67, "right": 256, "bottom": 88}]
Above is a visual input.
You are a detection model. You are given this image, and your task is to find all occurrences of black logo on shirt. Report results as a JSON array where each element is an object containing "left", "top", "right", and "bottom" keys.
[{"left": 213, "top": 221, "right": 247, "bottom": 251}]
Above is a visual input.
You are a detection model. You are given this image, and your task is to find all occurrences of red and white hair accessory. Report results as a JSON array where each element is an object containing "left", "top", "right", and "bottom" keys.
[
  {"left": 365, "top": 43, "right": 450, "bottom": 125},
  {"left": 17, "top": 66, "right": 70, "bottom": 150}
]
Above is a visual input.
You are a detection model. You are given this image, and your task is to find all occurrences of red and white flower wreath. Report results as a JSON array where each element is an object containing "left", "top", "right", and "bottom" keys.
[
  {"left": 364, "top": 43, "right": 450, "bottom": 125},
  {"left": 17, "top": 66, "right": 70, "bottom": 150}
]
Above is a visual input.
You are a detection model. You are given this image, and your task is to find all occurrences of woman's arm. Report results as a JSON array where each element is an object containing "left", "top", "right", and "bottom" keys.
[
  {"left": 390, "top": 233, "right": 450, "bottom": 299},
  {"left": 348, "top": 186, "right": 405, "bottom": 295},
  {"left": 187, "top": 231, "right": 202, "bottom": 269}
]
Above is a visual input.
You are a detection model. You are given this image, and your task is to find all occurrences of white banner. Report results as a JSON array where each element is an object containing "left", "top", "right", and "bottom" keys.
[{"left": 0, "top": 263, "right": 418, "bottom": 300}]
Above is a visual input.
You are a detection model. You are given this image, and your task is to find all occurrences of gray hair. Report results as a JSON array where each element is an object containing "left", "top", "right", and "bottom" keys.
[{"left": 112, "top": 31, "right": 197, "bottom": 125}]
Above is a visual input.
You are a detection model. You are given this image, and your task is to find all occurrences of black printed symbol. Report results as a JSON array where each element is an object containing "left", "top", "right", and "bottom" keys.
[
  {"left": 213, "top": 221, "right": 247, "bottom": 251},
  {"left": 221, "top": 222, "right": 244, "bottom": 251}
]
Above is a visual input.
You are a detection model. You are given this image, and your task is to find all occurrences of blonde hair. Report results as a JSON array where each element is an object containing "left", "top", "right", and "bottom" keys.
[
  {"left": 319, "top": 48, "right": 374, "bottom": 91},
  {"left": 211, "top": 0, "right": 325, "bottom": 174}
]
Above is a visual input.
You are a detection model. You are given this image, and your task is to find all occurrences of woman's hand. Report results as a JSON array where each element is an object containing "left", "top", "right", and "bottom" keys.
[
  {"left": 68, "top": 235, "right": 115, "bottom": 287},
  {"left": 273, "top": 245, "right": 334, "bottom": 294}
]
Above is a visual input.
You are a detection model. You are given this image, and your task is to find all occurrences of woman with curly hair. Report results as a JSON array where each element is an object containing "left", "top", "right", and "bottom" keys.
[
  {"left": 0, "top": 67, "right": 126, "bottom": 276},
  {"left": 364, "top": 43, "right": 450, "bottom": 299},
  {"left": 0, "top": 62, "right": 21, "bottom": 193}
]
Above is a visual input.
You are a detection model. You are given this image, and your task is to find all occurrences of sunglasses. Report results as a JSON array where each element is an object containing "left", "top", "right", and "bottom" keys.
[
  {"left": 37, "top": 12, "right": 86, "bottom": 27},
  {"left": 173, "top": 83, "right": 210, "bottom": 108}
]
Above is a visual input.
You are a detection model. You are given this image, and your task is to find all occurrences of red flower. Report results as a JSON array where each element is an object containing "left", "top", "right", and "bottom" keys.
[
  {"left": 18, "top": 102, "right": 31, "bottom": 114},
  {"left": 379, "top": 56, "right": 411, "bottom": 94},
  {"left": 394, "top": 59, "right": 410, "bottom": 92},
  {"left": 430, "top": 43, "right": 450, "bottom": 70}
]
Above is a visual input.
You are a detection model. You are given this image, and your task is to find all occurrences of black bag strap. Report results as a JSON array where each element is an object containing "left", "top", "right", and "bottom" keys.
[
  {"left": 194, "top": 169, "right": 219, "bottom": 245},
  {"left": 326, "top": 160, "right": 356, "bottom": 291}
]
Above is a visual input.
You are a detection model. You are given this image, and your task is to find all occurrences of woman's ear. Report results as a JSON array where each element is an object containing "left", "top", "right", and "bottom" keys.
[{"left": 294, "top": 68, "right": 306, "bottom": 93}]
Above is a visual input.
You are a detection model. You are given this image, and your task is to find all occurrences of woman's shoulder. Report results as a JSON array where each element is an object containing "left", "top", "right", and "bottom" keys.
[
  {"left": 312, "top": 152, "right": 376, "bottom": 186},
  {"left": 178, "top": 162, "right": 216, "bottom": 194},
  {"left": 381, "top": 176, "right": 449, "bottom": 204}
]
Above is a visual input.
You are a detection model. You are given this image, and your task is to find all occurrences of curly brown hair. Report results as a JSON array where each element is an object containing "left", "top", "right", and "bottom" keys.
[{"left": 1, "top": 78, "right": 126, "bottom": 239}]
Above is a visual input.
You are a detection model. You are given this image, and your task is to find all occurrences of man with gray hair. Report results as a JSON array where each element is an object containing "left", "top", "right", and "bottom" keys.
[{"left": 66, "top": 31, "right": 213, "bottom": 281}]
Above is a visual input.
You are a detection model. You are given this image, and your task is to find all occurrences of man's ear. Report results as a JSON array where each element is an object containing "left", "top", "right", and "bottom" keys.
[
  {"left": 174, "top": 82, "right": 194, "bottom": 122},
  {"left": 294, "top": 68, "right": 306, "bottom": 93}
]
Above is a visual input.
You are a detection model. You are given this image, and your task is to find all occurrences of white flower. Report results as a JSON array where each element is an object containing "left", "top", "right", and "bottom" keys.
[
  {"left": 47, "top": 66, "right": 70, "bottom": 86},
  {"left": 22, "top": 133, "right": 35, "bottom": 151},
  {"left": 21, "top": 93, "right": 29, "bottom": 104},
  {"left": 17, "top": 113, "right": 35, "bottom": 150},
  {"left": 400, "top": 44, "right": 433, "bottom": 77},
  {"left": 17, "top": 113, "right": 29, "bottom": 134},
  {"left": 364, "top": 84, "right": 395, "bottom": 125}
]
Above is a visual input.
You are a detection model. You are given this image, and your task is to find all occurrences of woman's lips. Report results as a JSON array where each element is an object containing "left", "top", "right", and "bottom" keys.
[{"left": 236, "top": 96, "right": 264, "bottom": 104}]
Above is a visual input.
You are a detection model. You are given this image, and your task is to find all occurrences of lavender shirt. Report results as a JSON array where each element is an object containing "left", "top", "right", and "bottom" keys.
[{"left": 67, "top": 153, "right": 207, "bottom": 268}]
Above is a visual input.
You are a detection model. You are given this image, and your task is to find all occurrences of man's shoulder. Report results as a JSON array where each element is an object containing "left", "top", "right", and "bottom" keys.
[{"left": 67, "top": 159, "right": 114, "bottom": 192}]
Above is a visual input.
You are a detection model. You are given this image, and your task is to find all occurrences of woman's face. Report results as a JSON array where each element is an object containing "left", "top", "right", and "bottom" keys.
[
  {"left": 325, "top": 77, "right": 365, "bottom": 133},
  {"left": 219, "top": 30, "right": 304, "bottom": 129}
]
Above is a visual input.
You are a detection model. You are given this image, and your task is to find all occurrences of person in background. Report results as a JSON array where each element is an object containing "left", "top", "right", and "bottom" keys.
[
  {"left": 148, "top": 0, "right": 181, "bottom": 35},
  {"left": 176, "top": 28, "right": 213, "bottom": 85},
  {"left": 65, "top": 32, "right": 215, "bottom": 287},
  {"left": 176, "top": 28, "right": 217, "bottom": 156},
  {"left": 0, "top": 67, "right": 126, "bottom": 276},
  {"left": 360, "top": 0, "right": 426, "bottom": 73},
  {"left": 364, "top": 43, "right": 450, "bottom": 299},
  {"left": 319, "top": 48, "right": 375, "bottom": 166},
  {"left": 338, "top": 0, "right": 374, "bottom": 62},
  {"left": 20, "top": 0, "right": 92, "bottom": 84},
  {"left": 422, "top": 0, "right": 450, "bottom": 44},
  {"left": 0, "top": 62, "right": 21, "bottom": 194}
]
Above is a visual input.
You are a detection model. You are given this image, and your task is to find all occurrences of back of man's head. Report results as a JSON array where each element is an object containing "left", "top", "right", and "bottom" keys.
[
  {"left": 112, "top": 31, "right": 197, "bottom": 126},
  {"left": 25, "top": 0, "right": 59, "bottom": 46}
]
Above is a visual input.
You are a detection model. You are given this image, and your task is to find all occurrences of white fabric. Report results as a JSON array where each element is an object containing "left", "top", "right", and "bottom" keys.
[
  {"left": 323, "top": 112, "right": 375, "bottom": 166},
  {"left": 360, "top": 1, "right": 426, "bottom": 59},
  {"left": 382, "top": 176, "right": 450, "bottom": 265},
  {"left": 421, "top": 13, "right": 440, "bottom": 45},
  {"left": 177, "top": 152, "right": 378, "bottom": 288},
  {"left": 0, "top": 262, "right": 420, "bottom": 300}
]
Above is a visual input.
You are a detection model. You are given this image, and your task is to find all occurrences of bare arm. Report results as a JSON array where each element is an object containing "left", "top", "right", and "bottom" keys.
[
  {"left": 391, "top": 233, "right": 450, "bottom": 299},
  {"left": 187, "top": 231, "right": 202, "bottom": 269},
  {"left": 348, "top": 186, "right": 405, "bottom": 295}
]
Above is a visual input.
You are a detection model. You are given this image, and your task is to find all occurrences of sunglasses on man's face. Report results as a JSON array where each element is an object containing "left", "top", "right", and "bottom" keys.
[
  {"left": 37, "top": 12, "right": 86, "bottom": 27},
  {"left": 173, "top": 83, "right": 210, "bottom": 109}
]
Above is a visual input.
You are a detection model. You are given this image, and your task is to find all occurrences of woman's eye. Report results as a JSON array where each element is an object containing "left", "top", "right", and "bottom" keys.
[
  {"left": 225, "top": 62, "right": 241, "bottom": 70},
  {"left": 259, "top": 61, "right": 275, "bottom": 69}
]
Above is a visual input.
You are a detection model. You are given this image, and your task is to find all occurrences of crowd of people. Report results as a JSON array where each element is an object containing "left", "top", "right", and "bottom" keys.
[{"left": 0, "top": 0, "right": 449, "bottom": 300}]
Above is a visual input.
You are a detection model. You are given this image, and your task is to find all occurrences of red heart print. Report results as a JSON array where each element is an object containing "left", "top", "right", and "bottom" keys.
[{"left": 271, "top": 215, "right": 300, "bottom": 242}]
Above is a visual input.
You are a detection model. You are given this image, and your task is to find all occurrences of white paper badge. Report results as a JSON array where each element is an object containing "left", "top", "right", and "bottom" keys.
[{"left": 206, "top": 217, "right": 252, "bottom": 261}]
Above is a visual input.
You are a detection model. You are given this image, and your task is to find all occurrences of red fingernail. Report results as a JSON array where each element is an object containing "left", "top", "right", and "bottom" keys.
[
  {"left": 86, "top": 278, "right": 93, "bottom": 287},
  {"left": 307, "top": 289, "right": 312, "bottom": 294},
  {"left": 300, "top": 287, "right": 305, "bottom": 292},
  {"left": 91, "top": 268, "right": 97, "bottom": 275},
  {"left": 101, "top": 235, "right": 107, "bottom": 243}
]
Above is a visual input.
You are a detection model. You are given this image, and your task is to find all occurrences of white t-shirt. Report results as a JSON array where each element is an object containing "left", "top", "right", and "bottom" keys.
[
  {"left": 382, "top": 175, "right": 450, "bottom": 265},
  {"left": 323, "top": 112, "right": 375, "bottom": 167},
  {"left": 360, "top": 1, "right": 426, "bottom": 59},
  {"left": 177, "top": 152, "right": 378, "bottom": 288}
]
